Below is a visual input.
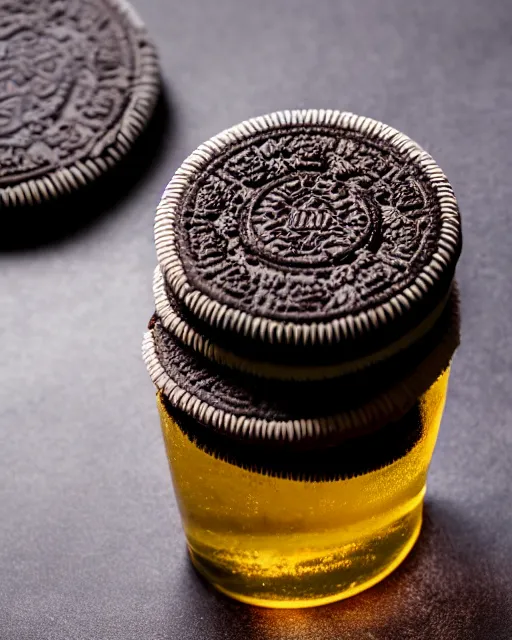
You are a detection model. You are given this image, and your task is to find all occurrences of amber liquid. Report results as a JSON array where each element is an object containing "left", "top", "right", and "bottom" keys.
[{"left": 158, "top": 369, "right": 450, "bottom": 608}]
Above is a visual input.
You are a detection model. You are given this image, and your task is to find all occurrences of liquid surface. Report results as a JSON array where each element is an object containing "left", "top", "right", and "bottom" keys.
[{"left": 159, "top": 369, "right": 449, "bottom": 607}]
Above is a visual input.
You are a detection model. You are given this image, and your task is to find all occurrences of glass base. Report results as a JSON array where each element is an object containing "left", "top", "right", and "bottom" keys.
[
  {"left": 160, "top": 369, "right": 449, "bottom": 609},
  {"left": 187, "top": 497, "right": 424, "bottom": 609}
]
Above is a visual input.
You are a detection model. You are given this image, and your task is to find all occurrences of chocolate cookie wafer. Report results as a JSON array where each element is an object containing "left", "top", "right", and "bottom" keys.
[{"left": 0, "top": 0, "right": 159, "bottom": 207}]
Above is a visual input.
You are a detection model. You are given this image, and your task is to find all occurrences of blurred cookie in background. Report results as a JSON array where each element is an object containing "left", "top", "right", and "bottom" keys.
[{"left": 0, "top": 0, "right": 160, "bottom": 208}]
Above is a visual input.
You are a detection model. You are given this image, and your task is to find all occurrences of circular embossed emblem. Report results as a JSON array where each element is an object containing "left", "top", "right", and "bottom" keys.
[
  {"left": 242, "top": 172, "right": 379, "bottom": 268},
  {"left": 175, "top": 126, "right": 442, "bottom": 321},
  {"left": 0, "top": 0, "right": 159, "bottom": 206}
]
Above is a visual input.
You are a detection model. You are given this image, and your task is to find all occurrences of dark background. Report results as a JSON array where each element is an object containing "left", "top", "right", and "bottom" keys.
[{"left": 1, "top": 0, "right": 512, "bottom": 638}]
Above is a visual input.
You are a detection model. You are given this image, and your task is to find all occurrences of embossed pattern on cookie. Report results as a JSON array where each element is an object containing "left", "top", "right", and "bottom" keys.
[
  {"left": 0, "top": 0, "right": 159, "bottom": 206},
  {"left": 156, "top": 111, "right": 461, "bottom": 350}
]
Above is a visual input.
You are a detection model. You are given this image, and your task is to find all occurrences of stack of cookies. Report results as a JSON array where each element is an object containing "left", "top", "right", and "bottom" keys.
[{"left": 143, "top": 110, "right": 461, "bottom": 479}]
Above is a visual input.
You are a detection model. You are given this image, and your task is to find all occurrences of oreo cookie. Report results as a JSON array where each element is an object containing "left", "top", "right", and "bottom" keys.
[
  {"left": 144, "top": 110, "right": 462, "bottom": 466},
  {"left": 155, "top": 111, "right": 460, "bottom": 367},
  {"left": 144, "top": 288, "right": 459, "bottom": 445},
  {"left": 0, "top": 0, "right": 159, "bottom": 207}
]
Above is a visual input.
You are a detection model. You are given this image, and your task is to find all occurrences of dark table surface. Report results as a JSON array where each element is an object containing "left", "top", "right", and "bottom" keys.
[{"left": 2, "top": 0, "right": 512, "bottom": 638}]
